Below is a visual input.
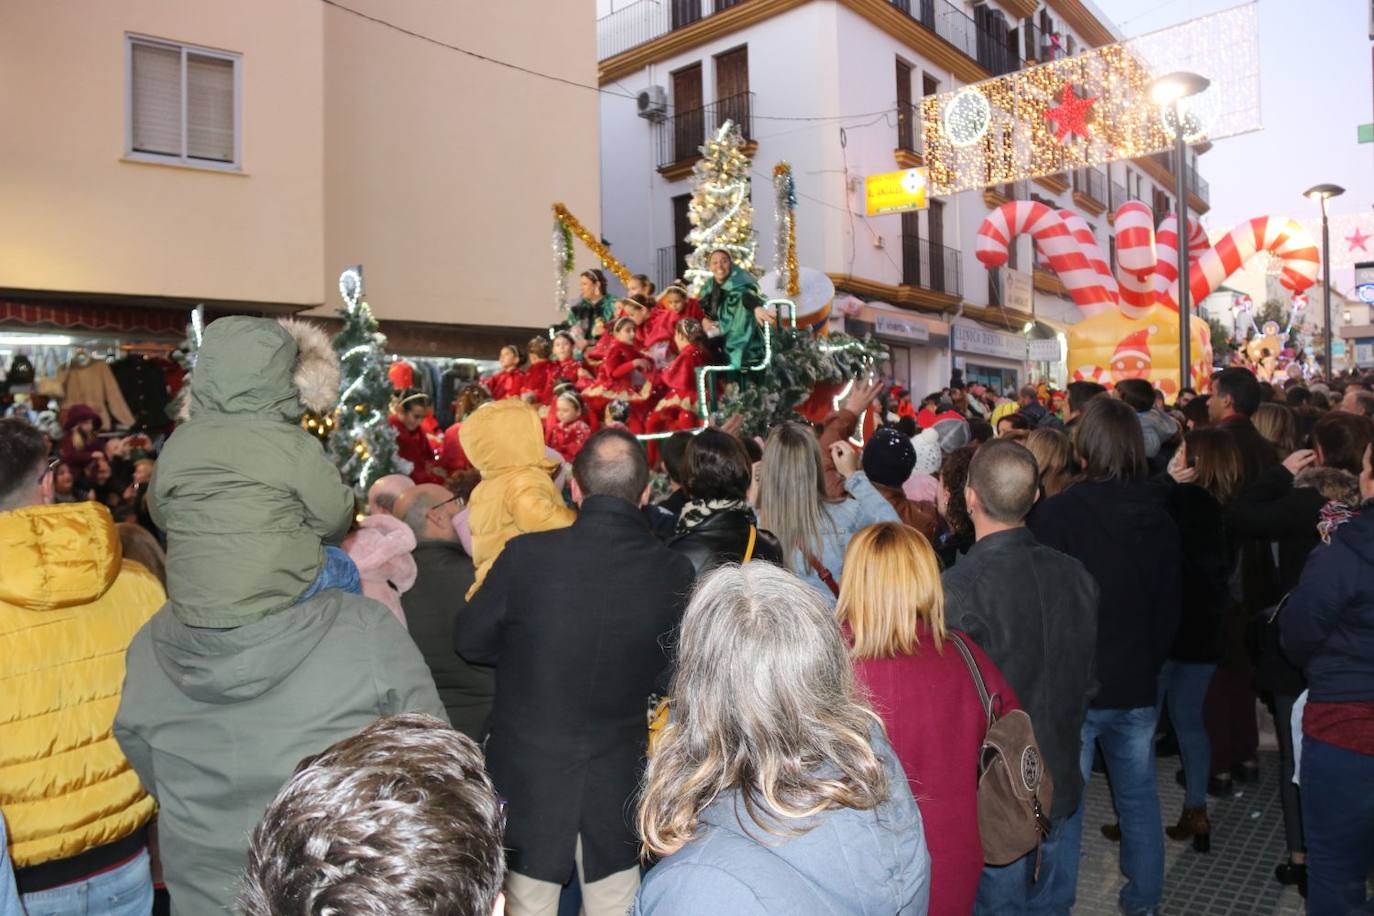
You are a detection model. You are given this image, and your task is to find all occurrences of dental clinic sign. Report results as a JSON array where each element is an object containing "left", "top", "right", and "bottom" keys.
[{"left": 953, "top": 325, "right": 1025, "bottom": 360}]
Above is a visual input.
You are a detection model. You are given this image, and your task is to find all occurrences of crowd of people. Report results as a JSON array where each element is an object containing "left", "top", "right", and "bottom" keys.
[{"left": 3, "top": 303, "right": 1374, "bottom": 916}]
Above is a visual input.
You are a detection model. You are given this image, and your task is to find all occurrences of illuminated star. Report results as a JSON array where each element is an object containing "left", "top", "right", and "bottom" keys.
[
  {"left": 1348, "top": 228, "right": 1371, "bottom": 252},
  {"left": 1044, "top": 84, "right": 1097, "bottom": 144}
]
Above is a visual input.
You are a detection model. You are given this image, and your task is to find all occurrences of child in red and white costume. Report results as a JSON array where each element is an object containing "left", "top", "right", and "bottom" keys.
[
  {"left": 643, "top": 283, "right": 705, "bottom": 368},
  {"left": 646, "top": 318, "right": 709, "bottom": 435},
  {"left": 545, "top": 390, "right": 592, "bottom": 464},
  {"left": 483, "top": 344, "right": 525, "bottom": 401},
  {"left": 520, "top": 335, "right": 557, "bottom": 407},
  {"left": 579, "top": 317, "right": 654, "bottom": 431}
]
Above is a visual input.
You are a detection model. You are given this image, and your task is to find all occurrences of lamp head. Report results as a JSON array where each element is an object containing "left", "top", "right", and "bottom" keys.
[
  {"left": 1303, "top": 183, "right": 1346, "bottom": 201},
  {"left": 1149, "top": 71, "right": 1210, "bottom": 106}
]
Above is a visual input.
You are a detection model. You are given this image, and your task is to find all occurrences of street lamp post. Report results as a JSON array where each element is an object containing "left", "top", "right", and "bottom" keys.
[
  {"left": 1304, "top": 183, "right": 1345, "bottom": 380},
  {"left": 1150, "top": 71, "right": 1211, "bottom": 393}
]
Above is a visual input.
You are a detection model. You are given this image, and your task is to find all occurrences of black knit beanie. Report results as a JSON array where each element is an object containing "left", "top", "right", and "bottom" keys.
[{"left": 861, "top": 427, "right": 917, "bottom": 488}]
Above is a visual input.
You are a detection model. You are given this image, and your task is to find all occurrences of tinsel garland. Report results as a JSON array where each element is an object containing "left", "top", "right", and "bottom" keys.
[
  {"left": 552, "top": 203, "right": 633, "bottom": 289},
  {"left": 714, "top": 327, "right": 887, "bottom": 438},
  {"left": 551, "top": 217, "right": 574, "bottom": 310},
  {"left": 771, "top": 162, "right": 800, "bottom": 298}
]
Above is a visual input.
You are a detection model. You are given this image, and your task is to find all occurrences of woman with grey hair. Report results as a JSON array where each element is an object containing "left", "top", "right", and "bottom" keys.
[
  {"left": 633, "top": 563, "right": 931, "bottom": 915},
  {"left": 756, "top": 421, "right": 899, "bottom": 599}
]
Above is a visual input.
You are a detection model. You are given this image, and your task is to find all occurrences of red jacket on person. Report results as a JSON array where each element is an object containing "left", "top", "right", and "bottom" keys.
[
  {"left": 484, "top": 368, "right": 525, "bottom": 401},
  {"left": 853, "top": 623, "right": 1020, "bottom": 916},
  {"left": 389, "top": 415, "right": 445, "bottom": 485}
]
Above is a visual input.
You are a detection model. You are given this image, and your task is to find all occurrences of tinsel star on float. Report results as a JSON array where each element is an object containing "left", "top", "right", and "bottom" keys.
[
  {"left": 1348, "top": 228, "right": 1371, "bottom": 253},
  {"left": 1044, "top": 84, "right": 1097, "bottom": 144}
]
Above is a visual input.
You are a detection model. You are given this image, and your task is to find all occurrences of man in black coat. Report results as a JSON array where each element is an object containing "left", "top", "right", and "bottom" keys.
[
  {"left": 455, "top": 429, "right": 696, "bottom": 916},
  {"left": 943, "top": 441, "right": 1099, "bottom": 914},
  {"left": 394, "top": 483, "right": 493, "bottom": 742}
]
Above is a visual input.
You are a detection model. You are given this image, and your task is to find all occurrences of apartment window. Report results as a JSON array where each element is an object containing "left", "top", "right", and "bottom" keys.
[
  {"left": 896, "top": 59, "right": 914, "bottom": 151},
  {"left": 714, "top": 45, "right": 750, "bottom": 137},
  {"left": 127, "top": 35, "right": 240, "bottom": 169}
]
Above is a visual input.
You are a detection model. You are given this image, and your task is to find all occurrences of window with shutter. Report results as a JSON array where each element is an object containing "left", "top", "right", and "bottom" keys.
[{"left": 126, "top": 35, "right": 239, "bottom": 170}]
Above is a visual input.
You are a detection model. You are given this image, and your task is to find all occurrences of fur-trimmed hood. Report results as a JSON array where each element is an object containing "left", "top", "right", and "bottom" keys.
[
  {"left": 1295, "top": 466, "right": 1361, "bottom": 507},
  {"left": 178, "top": 317, "right": 338, "bottom": 421}
]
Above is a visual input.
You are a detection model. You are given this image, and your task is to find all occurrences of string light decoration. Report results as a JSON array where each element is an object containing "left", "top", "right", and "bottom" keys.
[
  {"left": 772, "top": 162, "right": 801, "bottom": 298},
  {"left": 685, "top": 121, "right": 760, "bottom": 293},
  {"left": 551, "top": 216, "right": 574, "bottom": 310},
  {"left": 328, "top": 265, "right": 409, "bottom": 494},
  {"left": 551, "top": 203, "right": 634, "bottom": 291},
  {"left": 921, "top": 2, "right": 1260, "bottom": 195},
  {"left": 1276, "top": 212, "right": 1374, "bottom": 271}
]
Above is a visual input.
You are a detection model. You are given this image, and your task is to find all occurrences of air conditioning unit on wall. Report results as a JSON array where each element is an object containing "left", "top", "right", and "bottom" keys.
[{"left": 637, "top": 85, "right": 668, "bottom": 121}]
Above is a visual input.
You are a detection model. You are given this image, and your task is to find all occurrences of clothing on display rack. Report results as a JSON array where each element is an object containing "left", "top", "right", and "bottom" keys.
[
  {"left": 111, "top": 354, "right": 172, "bottom": 431},
  {"left": 58, "top": 352, "right": 135, "bottom": 429}
]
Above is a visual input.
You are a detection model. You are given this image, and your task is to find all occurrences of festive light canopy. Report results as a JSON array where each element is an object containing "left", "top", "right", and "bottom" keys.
[
  {"left": 920, "top": 2, "right": 1260, "bottom": 195},
  {"left": 1270, "top": 212, "right": 1374, "bottom": 272}
]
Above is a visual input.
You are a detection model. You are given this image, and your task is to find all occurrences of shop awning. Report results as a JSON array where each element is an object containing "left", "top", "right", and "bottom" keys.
[{"left": 0, "top": 300, "right": 188, "bottom": 335}]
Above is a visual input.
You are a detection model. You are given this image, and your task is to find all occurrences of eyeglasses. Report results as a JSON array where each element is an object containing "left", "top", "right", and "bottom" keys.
[{"left": 426, "top": 494, "right": 461, "bottom": 517}]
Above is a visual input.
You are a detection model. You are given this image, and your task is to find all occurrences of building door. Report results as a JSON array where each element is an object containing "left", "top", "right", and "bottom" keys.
[
  {"left": 714, "top": 46, "right": 750, "bottom": 137},
  {"left": 896, "top": 60, "right": 914, "bottom": 151},
  {"left": 901, "top": 210, "right": 922, "bottom": 287},
  {"left": 927, "top": 199, "right": 946, "bottom": 293},
  {"left": 671, "top": 194, "right": 693, "bottom": 282},
  {"left": 671, "top": 64, "right": 703, "bottom": 164}
]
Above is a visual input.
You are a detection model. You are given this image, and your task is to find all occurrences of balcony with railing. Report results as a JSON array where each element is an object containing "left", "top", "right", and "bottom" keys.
[
  {"left": 656, "top": 91, "right": 754, "bottom": 177},
  {"left": 598, "top": 0, "right": 751, "bottom": 60},
  {"left": 1109, "top": 180, "right": 1127, "bottom": 210},
  {"left": 895, "top": 102, "right": 923, "bottom": 167},
  {"left": 900, "top": 237, "right": 962, "bottom": 298},
  {"left": 1071, "top": 166, "right": 1107, "bottom": 215}
]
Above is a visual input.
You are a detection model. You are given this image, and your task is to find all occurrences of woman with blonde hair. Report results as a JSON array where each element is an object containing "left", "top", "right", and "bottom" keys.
[
  {"left": 1252, "top": 402, "right": 1299, "bottom": 460},
  {"left": 634, "top": 562, "right": 930, "bottom": 915},
  {"left": 1025, "top": 427, "right": 1076, "bottom": 499},
  {"left": 838, "top": 522, "right": 1019, "bottom": 915},
  {"left": 756, "top": 421, "right": 899, "bottom": 600}
]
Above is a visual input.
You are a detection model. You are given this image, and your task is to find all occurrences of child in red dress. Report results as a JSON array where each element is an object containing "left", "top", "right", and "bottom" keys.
[
  {"left": 483, "top": 345, "right": 525, "bottom": 400},
  {"left": 579, "top": 317, "right": 654, "bottom": 431},
  {"left": 548, "top": 332, "right": 589, "bottom": 395},
  {"left": 646, "top": 318, "right": 709, "bottom": 436},
  {"left": 643, "top": 283, "right": 705, "bottom": 368},
  {"left": 545, "top": 390, "right": 592, "bottom": 464},
  {"left": 520, "top": 335, "right": 557, "bottom": 407}
]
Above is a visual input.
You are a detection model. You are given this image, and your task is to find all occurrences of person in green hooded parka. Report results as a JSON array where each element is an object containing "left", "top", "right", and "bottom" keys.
[{"left": 698, "top": 249, "right": 773, "bottom": 370}]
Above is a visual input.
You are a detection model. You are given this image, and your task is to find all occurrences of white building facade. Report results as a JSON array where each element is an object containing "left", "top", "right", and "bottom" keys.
[{"left": 597, "top": 0, "right": 1211, "bottom": 396}]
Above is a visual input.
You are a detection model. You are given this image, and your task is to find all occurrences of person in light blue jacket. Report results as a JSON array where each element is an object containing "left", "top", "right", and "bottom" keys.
[
  {"left": 633, "top": 563, "right": 930, "bottom": 915},
  {"left": 1, "top": 817, "right": 22, "bottom": 916},
  {"left": 756, "top": 421, "right": 901, "bottom": 600}
]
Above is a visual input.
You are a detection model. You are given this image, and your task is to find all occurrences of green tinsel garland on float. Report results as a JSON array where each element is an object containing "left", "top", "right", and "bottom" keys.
[{"left": 716, "top": 327, "right": 887, "bottom": 438}]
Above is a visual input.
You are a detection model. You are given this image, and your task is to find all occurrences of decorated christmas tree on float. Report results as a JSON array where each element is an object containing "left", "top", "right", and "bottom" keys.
[
  {"left": 684, "top": 121, "right": 760, "bottom": 293},
  {"left": 328, "top": 265, "right": 408, "bottom": 494}
]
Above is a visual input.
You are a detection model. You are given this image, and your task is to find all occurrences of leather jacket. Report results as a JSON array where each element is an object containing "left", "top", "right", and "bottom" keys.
[{"left": 667, "top": 508, "right": 784, "bottom": 577}]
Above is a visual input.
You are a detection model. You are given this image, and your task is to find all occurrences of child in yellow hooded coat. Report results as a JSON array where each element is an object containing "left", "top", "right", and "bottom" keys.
[{"left": 460, "top": 398, "right": 576, "bottom": 598}]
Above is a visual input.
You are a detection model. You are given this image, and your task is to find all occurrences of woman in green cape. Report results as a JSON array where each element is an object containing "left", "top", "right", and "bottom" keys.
[{"left": 699, "top": 250, "right": 772, "bottom": 370}]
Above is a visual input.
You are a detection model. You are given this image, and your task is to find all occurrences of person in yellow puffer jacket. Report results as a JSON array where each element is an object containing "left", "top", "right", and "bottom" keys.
[
  {"left": 0, "top": 418, "right": 164, "bottom": 912},
  {"left": 459, "top": 399, "right": 576, "bottom": 598}
]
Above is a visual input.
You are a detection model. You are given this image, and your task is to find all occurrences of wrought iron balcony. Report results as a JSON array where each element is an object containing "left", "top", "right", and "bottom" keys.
[
  {"left": 656, "top": 91, "right": 754, "bottom": 171},
  {"left": 901, "top": 237, "right": 962, "bottom": 297},
  {"left": 598, "top": 0, "right": 752, "bottom": 60}
]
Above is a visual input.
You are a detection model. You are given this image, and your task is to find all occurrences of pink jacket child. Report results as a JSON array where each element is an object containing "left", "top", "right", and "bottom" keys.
[{"left": 342, "top": 514, "right": 418, "bottom": 627}]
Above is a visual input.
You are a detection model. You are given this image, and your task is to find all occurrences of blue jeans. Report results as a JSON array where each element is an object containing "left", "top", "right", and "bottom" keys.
[
  {"left": 1301, "top": 734, "right": 1374, "bottom": 914},
  {"left": 1157, "top": 661, "right": 1216, "bottom": 808},
  {"left": 974, "top": 815, "right": 1076, "bottom": 914},
  {"left": 20, "top": 848, "right": 152, "bottom": 916},
  {"left": 297, "top": 546, "right": 361, "bottom": 603},
  {"left": 1064, "top": 707, "right": 1165, "bottom": 915}
]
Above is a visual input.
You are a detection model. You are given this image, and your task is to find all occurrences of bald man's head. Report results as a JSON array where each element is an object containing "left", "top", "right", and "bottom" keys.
[
  {"left": 367, "top": 474, "right": 416, "bottom": 516},
  {"left": 572, "top": 428, "right": 649, "bottom": 506},
  {"left": 395, "top": 483, "right": 460, "bottom": 541},
  {"left": 966, "top": 439, "right": 1039, "bottom": 526}
]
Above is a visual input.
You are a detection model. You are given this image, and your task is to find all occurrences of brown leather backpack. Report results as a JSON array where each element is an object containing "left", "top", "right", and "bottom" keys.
[{"left": 950, "top": 633, "right": 1054, "bottom": 869}]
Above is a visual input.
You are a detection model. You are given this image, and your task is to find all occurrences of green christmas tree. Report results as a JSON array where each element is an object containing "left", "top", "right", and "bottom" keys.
[
  {"left": 685, "top": 121, "right": 759, "bottom": 293},
  {"left": 330, "top": 266, "right": 408, "bottom": 494}
]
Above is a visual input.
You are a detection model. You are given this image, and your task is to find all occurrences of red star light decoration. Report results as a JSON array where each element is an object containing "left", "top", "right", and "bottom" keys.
[
  {"left": 1348, "top": 228, "right": 1371, "bottom": 253},
  {"left": 1044, "top": 84, "right": 1097, "bottom": 144}
]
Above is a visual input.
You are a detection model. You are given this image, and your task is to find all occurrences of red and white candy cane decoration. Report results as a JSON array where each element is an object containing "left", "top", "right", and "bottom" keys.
[
  {"left": 1113, "top": 201, "right": 1158, "bottom": 319},
  {"left": 976, "top": 202, "right": 1114, "bottom": 317},
  {"left": 1153, "top": 214, "right": 1211, "bottom": 312},
  {"left": 1188, "top": 217, "right": 1319, "bottom": 306},
  {"left": 1058, "top": 209, "right": 1119, "bottom": 307}
]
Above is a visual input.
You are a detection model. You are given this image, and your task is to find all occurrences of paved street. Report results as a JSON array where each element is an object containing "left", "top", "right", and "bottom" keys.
[{"left": 1076, "top": 749, "right": 1305, "bottom": 915}]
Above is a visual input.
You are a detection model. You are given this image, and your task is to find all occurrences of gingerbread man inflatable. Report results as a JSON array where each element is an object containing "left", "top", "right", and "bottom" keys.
[{"left": 976, "top": 201, "right": 1319, "bottom": 395}]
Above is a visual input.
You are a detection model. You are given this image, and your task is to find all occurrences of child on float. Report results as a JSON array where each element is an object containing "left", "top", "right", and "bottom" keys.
[
  {"left": 520, "top": 335, "right": 556, "bottom": 407},
  {"left": 483, "top": 345, "right": 525, "bottom": 401},
  {"left": 579, "top": 316, "right": 654, "bottom": 431},
  {"left": 645, "top": 318, "right": 710, "bottom": 436},
  {"left": 545, "top": 389, "right": 592, "bottom": 464}
]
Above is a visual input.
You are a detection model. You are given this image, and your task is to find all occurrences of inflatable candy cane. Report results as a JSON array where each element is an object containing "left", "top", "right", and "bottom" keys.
[
  {"left": 1188, "top": 217, "right": 1319, "bottom": 307},
  {"left": 1057, "top": 209, "right": 1120, "bottom": 308},
  {"left": 1112, "top": 201, "right": 1158, "bottom": 318},
  {"left": 976, "top": 202, "right": 1114, "bottom": 318},
  {"left": 1153, "top": 214, "right": 1211, "bottom": 312}
]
